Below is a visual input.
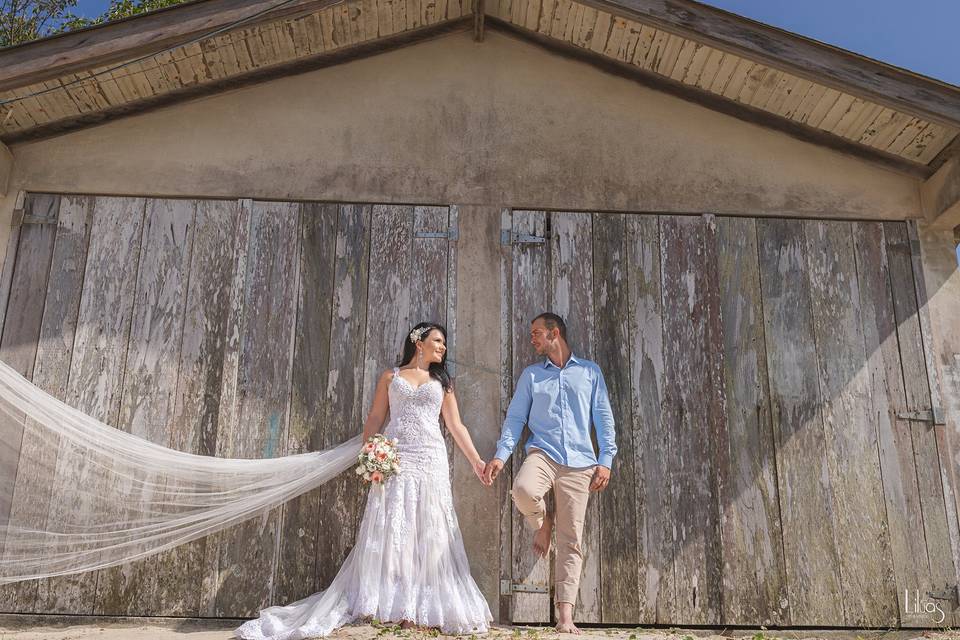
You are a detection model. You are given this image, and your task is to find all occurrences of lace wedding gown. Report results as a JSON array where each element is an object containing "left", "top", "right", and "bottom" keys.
[{"left": 235, "top": 368, "right": 493, "bottom": 639}]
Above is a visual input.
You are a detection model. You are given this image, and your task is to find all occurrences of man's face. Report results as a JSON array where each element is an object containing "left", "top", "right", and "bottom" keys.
[{"left": 530, "top": 319, "right": 556, "bottom": 354}]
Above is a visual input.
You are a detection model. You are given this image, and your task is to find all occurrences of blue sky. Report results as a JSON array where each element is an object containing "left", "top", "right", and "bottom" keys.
[
  {"left": 70, "top": 0, "right": 959, "bottom": 86},
  {"left": 702, "top": 0, "right": 959, "bottom": 86}
]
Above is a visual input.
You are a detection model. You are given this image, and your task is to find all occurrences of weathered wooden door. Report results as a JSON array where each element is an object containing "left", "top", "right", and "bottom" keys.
[
  {"left": 1, "top": 196, "right": 955, "bottom": 626},
  {"left": 499, "top": 209, "right": 957, "bottom": 628},
  {"left": 0, "top": 194, "right": 459, "bottom": 618},
  {"left": 498, "top": 209, "right": 607, "bottom": 624}
]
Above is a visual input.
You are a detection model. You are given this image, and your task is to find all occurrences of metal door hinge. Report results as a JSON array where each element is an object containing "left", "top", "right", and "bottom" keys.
[
  {"left": 415, "top": 217, "right": 458, "bottom": 241},
  {"left": 16, "top": 191, "right": 56, "bottom": 225},
  {"left": 897, "top": 408, "right": 946, "bottom": 425},
  {"left": 927, "top": 584, "right": 959, "bottom": 610},
  {"left": 22, "top": 213, "right": 57, "bottom": 224},
  {"left": 500, "top": 579, "right": 548, "bottom": 595},
  {"left": 501, "top": 231, "right": 546, "bottom": 245}
]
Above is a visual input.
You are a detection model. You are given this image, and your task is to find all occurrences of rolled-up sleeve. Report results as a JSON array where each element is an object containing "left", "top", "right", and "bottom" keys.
[
  {"left": 495, "top": 371, "right": 532, "bottom": 464},
  {"left": 591, "top": 366, "right": 617, "bottom": 468}
]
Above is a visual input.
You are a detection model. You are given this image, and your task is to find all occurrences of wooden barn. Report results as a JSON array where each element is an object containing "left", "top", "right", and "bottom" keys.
[{"left": 0, "top": 0, "right": 959, "bottom": 630}]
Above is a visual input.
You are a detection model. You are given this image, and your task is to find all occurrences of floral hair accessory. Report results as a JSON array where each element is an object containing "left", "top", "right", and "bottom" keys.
[{"left": 408, "top": 326, "right": 428, "bottom": 344}]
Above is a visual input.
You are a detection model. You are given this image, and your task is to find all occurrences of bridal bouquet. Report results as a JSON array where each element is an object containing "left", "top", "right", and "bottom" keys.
[{"left": 355, "top": 434, "right": 400, "bottom": 485}]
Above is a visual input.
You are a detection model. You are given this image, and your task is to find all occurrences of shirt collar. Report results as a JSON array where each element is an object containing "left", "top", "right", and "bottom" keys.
[{"left": 543, "top": 352, "right": 580, "bottom": 369}]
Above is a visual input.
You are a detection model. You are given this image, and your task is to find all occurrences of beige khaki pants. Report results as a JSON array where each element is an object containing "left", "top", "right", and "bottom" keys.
[{"left": 510, "top": 448, "right": 594, "bottom": 606}]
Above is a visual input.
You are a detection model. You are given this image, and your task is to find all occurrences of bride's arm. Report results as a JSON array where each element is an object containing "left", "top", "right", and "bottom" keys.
[
  {"left": 361, "top": 370, "right": 393, "bottom": 441},
  {"left": 440, "top": 388, "right": 488, "bottom": 482}
]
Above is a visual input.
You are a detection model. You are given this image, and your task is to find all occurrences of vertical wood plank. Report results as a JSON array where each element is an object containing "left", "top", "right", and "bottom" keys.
[
  {"left": 118, "top": 198, "right": 197, "bottom": 440},
  {"left": 0, "top": 194, "right": 59, "bottom": 608},
  {"left": 658, "top": 214, "right": 723, "bottom": 624},
  {"left": 212, "top": 200, "right": 301, "bottom": 616},
  {"left": 38, "top": 196, "right": 147, "bottom": 614},
  {"left": 410, "top": 206, "right": 449, "bottom": 324},
  {"left": 804, "top": 219, "right": 896, "bottom": 626},
  {"left": 625, "top": 214, "right": 670, "bottom": 624},
  {"left": 410, "top": 206, "right": 452, "bottom": 476},
  {"left": 0, "top": 197, "right": 57, "bottom": 525},
  {"left": 0, "top": 205, "right": 24, "bottom": 340},
  {"left": 885, "top": 221, "right": 958, "bottom": 626},
  {"left": 549, "top": 211, "right": 600, "bottom": 622},
  {"left": 904, "top": 221, "right": 947, "bottom": 428},
  {"left": 756, "top": 218, "right": 843, "bottom": 625},
  {"left": 316, "top": 204, "right": 371, "bottom": 592},
  {"left": 361, "top": 204, "right": 413, "bottom": 424},
  {"left": 171, "top": 199, "right": 247, "bottom": 459},
  {"left": 148, "top": 199, "right": 247, "bottom": 616},
  {"left": 443, "top": 205, "right": 458, "bottom": 472},
  {"left": 0, "top": 196, "right": 93, "bottom": 613},
  {"left": 357, "top": 204, "right": 415, "bottom": 533},
  {"left": 594, "top": 212, "right": 640, "bottom": 623},
  {"left": 715, "top": 216, "right": 788, "bottom": 626},
  {"left": 275, "top": 202, "right": 339, "bottom": 606},
  {"left": 509, "top": 209, "right": 551, "bottom": 623},
  {"left": 498, "top": 208, "right": 515, "bottom": 623},
  {"left": 200, "top": 199, "right": 253, "bottom": 615},
  {"left": 443, "top": 206, "right": 458, "bottom": 385},
  {"left": 0, "top": 194, "right": 58, "bottom": 375},
  {"left": 853, "top": 221, "right": 935, "bottom": 626},
  {"left": 911, "top": 222, "right": 960, "bottom": 628},
  {"left": 94, "top": 198, "right": 196, "bottom": 616}
]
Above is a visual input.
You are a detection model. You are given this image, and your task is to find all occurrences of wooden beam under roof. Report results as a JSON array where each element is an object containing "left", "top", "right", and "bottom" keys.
[
  {"left": 923, "top": 158, "right": 960, "bottom": 230},
  {"left": 473, "top": 0, "right": 485, "bottom": 41}
]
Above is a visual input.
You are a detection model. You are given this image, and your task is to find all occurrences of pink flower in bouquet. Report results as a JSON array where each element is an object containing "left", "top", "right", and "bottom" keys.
[{"left": 358, "top": 434, "right": 399, "bottom": 485}]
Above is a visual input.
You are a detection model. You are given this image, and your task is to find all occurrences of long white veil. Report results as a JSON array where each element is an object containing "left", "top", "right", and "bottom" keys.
[{"left": 0, "top": 357, "right": 362, "bottom": 584}]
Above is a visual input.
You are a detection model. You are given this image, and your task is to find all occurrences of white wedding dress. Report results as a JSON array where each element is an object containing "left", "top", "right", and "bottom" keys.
[{"left": 235, "top": 368, "right": 493, "bottom": 639}]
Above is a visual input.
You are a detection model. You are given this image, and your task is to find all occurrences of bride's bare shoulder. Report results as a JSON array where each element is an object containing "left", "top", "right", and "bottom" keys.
[{"left": 378, "top": 367, "right": 400, "bottom": 384}]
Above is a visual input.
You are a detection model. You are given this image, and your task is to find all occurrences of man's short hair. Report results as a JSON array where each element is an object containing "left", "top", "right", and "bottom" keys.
[{"left": 532, "top": 312, "right": 567, "bottom": 341}]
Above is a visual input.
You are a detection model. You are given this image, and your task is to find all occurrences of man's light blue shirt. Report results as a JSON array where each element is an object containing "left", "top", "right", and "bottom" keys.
[{"left": 494, "top": 353, "right": 617, "bottom": 469}]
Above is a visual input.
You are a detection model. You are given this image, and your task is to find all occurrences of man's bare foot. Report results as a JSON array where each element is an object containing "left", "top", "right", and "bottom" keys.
[
  {"left": 555, "top": 602, "right": 580, "bottom": 634},
  {"left": 532, "top": 512, "right": 553, "bottom": 557},
  {"left": 555, "top": 621, "right": 581, "bottom": 634}
]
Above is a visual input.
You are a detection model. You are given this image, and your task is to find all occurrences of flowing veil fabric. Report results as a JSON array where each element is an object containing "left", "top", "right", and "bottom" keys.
[{"left": 0, "top": 357, "right": 362, "bottom": 583}]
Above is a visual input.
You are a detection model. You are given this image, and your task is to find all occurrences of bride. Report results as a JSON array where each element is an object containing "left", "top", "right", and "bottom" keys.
[{"left": 235, "top": 322, "right": 494, "bottom": 639}]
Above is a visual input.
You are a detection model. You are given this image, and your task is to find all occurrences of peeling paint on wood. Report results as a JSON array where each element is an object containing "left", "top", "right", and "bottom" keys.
[
  {"left": 716, "top": 216, "right": 787, "bottom": 626},
  {"left": 507, "top": 209, "right": 551, "bottom": 623}
]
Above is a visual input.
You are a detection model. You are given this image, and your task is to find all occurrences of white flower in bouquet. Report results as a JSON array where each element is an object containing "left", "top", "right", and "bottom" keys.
[{"left": 355, "top": 433, "right": 400, "bottom": 485}]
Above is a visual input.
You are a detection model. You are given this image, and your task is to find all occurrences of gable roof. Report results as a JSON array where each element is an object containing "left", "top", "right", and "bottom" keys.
[{"left": 0, "top": 0, "right": 957, "bottom": 176}]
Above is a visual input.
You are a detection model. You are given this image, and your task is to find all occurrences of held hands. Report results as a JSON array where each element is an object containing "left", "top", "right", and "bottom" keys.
[
  {"left": 476, "top": 457, "right": 610, "bottom": 489},
  {"left": 589, "top": 465, "right": 611, "bottom": 492},
  {"left": 472, "top": 459, "right": 490, "bottom": 486},
  {"left": 482, "top": 459, "right": 504, "bottom": 486}
]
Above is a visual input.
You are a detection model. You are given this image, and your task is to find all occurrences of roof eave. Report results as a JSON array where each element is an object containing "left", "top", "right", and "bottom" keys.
[{"left": 0, "top": 0, "right": 340, "bottom": 93}]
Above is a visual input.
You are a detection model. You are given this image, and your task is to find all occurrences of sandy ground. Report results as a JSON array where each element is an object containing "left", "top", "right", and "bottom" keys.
[{"left": 1, "top": 617, "right": 959, "bottom": 640}]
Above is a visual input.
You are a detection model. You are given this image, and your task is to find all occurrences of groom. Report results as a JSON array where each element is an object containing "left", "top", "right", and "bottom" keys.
[{"left": 483, "top": 312, "right": 617, "bottom": 634}]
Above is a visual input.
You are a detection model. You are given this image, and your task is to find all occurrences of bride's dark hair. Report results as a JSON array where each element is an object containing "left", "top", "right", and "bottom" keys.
[{"left": 397, "top": 322, "right": 453, "bottom": 392}]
